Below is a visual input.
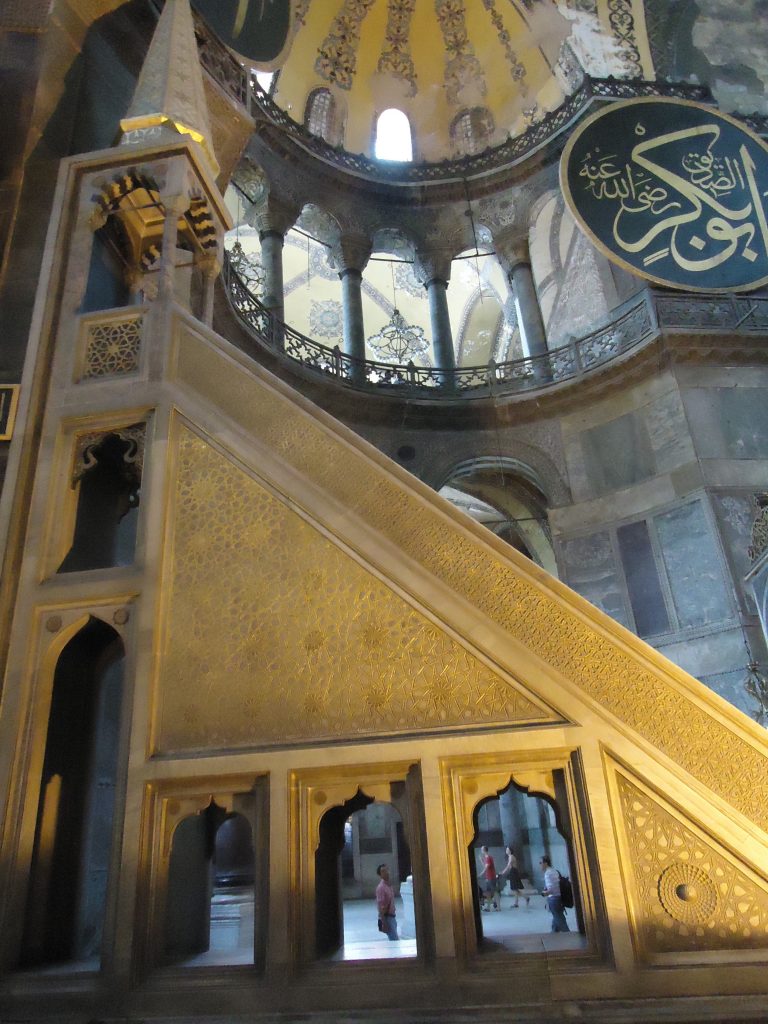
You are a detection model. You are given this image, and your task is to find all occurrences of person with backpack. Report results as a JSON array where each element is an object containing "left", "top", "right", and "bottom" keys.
[{"left": 539, "top": 855, "right": 570, "bottom": 932}]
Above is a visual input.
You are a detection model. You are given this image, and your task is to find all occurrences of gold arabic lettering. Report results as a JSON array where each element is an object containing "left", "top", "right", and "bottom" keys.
[{"left": 578, "top": 121, "right": 768, "bottom": 276}]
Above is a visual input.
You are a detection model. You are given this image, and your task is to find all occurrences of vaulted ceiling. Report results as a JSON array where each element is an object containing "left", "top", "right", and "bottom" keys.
[{"left": 270, "top": 0, "right": 572, "bottom": 160}]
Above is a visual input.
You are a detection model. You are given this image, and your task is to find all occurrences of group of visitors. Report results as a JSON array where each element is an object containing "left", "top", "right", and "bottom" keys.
[
  {"left": 479, "top": 846, "right": 570, "bottom": 933},
  {"left": 479, "top": 845, "right": 525, "bottom": 912},
  {"left": 375, "top": 849, "right": 571, "bottom": 942}
]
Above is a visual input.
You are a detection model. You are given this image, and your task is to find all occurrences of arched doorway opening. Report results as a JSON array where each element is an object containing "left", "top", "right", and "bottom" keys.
[
  {"left": 469, "top": 777, "right": 587, "bottom": 953},
  {"left": 439, "top": 457, "right": 557, "bottom": 574},
  {"left": 315, "top": 790, "right": 417, "bottom": 961},
  {"left": 164, "top": 801, "right": 256, "bottom": 967},
  {"left": 21, "top": 617, "right": 125, "bottom": 969}
]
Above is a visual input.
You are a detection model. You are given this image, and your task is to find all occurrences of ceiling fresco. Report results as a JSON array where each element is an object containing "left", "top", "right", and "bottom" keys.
[{"left": 268, "top": 0, "right": 574, "bottom": 159}]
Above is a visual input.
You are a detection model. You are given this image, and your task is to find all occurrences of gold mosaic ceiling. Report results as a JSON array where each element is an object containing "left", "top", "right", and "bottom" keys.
[{"left": 270, "top": 0, "right": 572, "bottom": 160}]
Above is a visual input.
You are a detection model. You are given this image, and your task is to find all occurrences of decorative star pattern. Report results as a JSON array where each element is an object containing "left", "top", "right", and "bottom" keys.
[{"left": 158, "top": 426, "right": 553, "bottom": 751}]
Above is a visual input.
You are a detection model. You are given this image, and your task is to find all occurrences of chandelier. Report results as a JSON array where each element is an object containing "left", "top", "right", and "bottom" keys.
[
  {"left": 367, "top": 308, "right": 429, "bottom": 364},
  {"left": 227, "top": 240, "right": 265, "bottom": 296},
  {"left": 744, "top": 660, "right": 768, "bottom": 726}
]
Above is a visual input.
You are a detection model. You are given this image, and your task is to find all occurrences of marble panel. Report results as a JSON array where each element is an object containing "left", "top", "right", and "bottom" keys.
[
  {"left": 712, "top": 491, "right": 759, "bottom": 615},
  {"left": 580, "top": 412, "right": 656, "bottom": 497},
  {"left": 644, "top": 389, "right": 695, "bottom": 475},
  {"left": 559, "top": 531, "right": 630, "bottom": 629},
  {"left": 655, "top": 500, "right": 732, "bottom": 630}
]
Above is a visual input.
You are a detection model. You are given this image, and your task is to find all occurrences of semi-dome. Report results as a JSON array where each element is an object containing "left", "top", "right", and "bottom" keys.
[{"left": 210, "top": 0, "right": 580, "bottom": 161}]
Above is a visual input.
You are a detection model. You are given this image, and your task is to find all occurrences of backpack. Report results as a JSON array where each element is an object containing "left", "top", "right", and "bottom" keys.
[{"left": 558, "top": 872, "right": 574, "bottom": 908}]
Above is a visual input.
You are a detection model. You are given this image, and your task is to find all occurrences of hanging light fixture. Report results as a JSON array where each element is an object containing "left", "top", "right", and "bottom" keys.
[
  {"left": 227, "top": 239, "right": 265, "bottom": 296},
  {"left": 367, "top": 261, "right": 428, "bottom": 363},
  {"left": 744, "top": 656, "right": 768, "bottom": 726}
]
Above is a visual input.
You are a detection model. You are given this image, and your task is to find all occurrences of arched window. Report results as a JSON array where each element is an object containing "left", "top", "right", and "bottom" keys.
[
  {"left": 451, "top": 107, "right": 495, "bottom": 156},
  {"left": 305, "top": 88, "right": 337, "bottom": 143},
  {"left": 374, "top": 109, "right": 413, "bottom": 162}
]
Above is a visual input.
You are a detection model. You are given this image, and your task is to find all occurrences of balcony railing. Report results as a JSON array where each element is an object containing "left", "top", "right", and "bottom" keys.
[
  {"left": 191, "top": 10, "right": 716, "bottom": 186},
  {"left": 223, "top": 257, "right": 768, "bottom": 400},
  {"left": 223, "top": 257, "right": 656, "bottom": 398}
]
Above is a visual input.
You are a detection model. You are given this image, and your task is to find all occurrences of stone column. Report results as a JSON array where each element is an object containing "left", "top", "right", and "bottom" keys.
[
  {"left": 246, "top": 195, "right": 299, "bottom": 350},
  {"left": 259, "top": 230, "right": 285, "bottom": 316},
  {"left": 200, "top": 254, "right": 220, "bottom": 327},
  {"left": 158, "top": 194, "right": 188, "bottom": 301},
  {"left": 331, "top": 233, "right": 372, "bottom": 376},
  {"left": 415, "top": 249, "right": 455, "bottom": 378},
  {"left": 496, "top": 234, "right": 549, "bottom": 365}
]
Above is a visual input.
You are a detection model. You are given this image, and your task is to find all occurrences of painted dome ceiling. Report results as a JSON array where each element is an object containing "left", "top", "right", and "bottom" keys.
[{"left": 197, "top": 0, "right": 579, "bottom": 162}]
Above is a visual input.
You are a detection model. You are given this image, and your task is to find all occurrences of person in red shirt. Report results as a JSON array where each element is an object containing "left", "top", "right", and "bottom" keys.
[
  {"left": 480, "top": 845, "right": 500, "bottom": 911},
  {"left": 375, "top": 863, "right": 399, "bottom": 940}
]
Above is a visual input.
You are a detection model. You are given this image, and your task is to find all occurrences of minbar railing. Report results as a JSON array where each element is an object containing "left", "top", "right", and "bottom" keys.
[{"left": 222, "top": 255, "right": 768, "bottom": 400}]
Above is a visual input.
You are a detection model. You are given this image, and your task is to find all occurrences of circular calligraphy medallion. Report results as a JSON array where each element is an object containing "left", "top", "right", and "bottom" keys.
[
  {"left": 657, "top": 862, "right": 718, "bottom": 924},
  {"left": 561, "top": 98, "right": 768, "bottom": 293}
]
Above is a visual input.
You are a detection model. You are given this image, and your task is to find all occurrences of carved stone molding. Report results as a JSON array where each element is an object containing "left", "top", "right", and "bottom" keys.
[
  {"left": 329, "top": 233, "right": 373, "bottom": 274},
  {"left": 72, "top": 423, "right": 146, "bottom": 486},
  {"left": 612, "top": 765, "right": 768, "bottom": 956}
]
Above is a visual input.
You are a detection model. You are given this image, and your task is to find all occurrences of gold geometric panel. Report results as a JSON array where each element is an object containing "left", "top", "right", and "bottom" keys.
[
  {"left": 156, "top": 425, "right": 557, "bottom": 752},
  {"left": 175, "top": 330, "right": 768, "bottom": 832},
  {"left": 614, "top": 769, "right": 768, "bottom": 956}
]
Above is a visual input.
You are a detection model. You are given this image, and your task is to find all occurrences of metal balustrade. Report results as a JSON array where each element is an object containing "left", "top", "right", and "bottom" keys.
[
  {"left": 223, "top": 256, "right": 666, "bottom": 399},
  {"left": 224, "top": 257, "right": 768, "bottom": 400}
]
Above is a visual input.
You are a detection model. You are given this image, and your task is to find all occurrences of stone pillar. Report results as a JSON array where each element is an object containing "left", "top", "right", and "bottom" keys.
[
  {"left": 340, "top": 270, "right": 365, "bottom": 360},
  {"left": 331, "top": 233, "right": 372, "bottom": 382},
  {"left": 200, "top": 254, "right": 220, "bottom": 327},
  {"left": 259, "top": 230, "right": 285, "bottom": 320},
  {"left": 159, "top": 194, "right": 188, "bottom": 301},
  {"left": 246, "top": 195, "right": 299, "bottom": 350},
  {"left": 426, "top": 278, "right": 455, "bottom": 371},
  {"left": 496, "top": 234, "right": 549, "bottom": 367},
  {"left": 415, "top": 249, "right": 455, "bottom": 377}
]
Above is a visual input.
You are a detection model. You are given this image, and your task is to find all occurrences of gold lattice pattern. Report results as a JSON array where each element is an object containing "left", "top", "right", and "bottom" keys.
[
  {"left": 175, "top": 331, "right": 768, "bottom": 832},
  {"left": 83, "top": 315, "right": 142, "bottom": 379},
  {"left": 158, "top": 427, "right": 552, "bottom": 752},
  {"left": 616, "top": 773, "right": 768, "bottom": 954}
]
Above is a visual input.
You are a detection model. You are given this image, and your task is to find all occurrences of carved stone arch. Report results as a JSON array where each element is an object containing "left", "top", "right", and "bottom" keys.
[
  {"left": 39, "top": 610, "right": 127, "bottom": 701},
  {"left": 296, "top": 201, "right": 342, "bottom": 248},
  {"left": 432, "top": 448, "right": 570, "bottom": 509},
  {"left": 89, "top": 167, "right": 162, "bottom": 226},
  {"left": 370, "top": 226, "right": 418, "bottom": 261},
  {"left": 527, "top": 184, "right": 561, "bottom": 232}
]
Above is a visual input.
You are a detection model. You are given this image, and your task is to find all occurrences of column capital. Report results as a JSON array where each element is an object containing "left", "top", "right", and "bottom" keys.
[
  {"left": 160, "top": 192, "right": 190, "bottom": 218},
  {"left": 413, "top": 247, "right": 453, "bottom": 287},
  {"left": 245, "top": 194, "right": 299, "bottom": 238},
  {"left": 494, "top": 231, "right": 531, "bottom": 276},
  {"left": 330, "top": 233, "right": 372, "bottom": 275},
  {"left": 199, "top": 253, "right": 222, "bottom": 278}
]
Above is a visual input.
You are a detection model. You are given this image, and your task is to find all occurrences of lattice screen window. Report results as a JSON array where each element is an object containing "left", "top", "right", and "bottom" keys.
[
  {"left": 451, "top": 108, "right": 495, "bottom": 156},
  {"left": 82, "top": 313, "right": 143, "bottom": 379},
  {"left": 305, "top": 88, "right": 336, "bottom": 143}
]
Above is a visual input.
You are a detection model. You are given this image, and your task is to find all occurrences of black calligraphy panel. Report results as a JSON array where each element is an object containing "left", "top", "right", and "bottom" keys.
[
  {"left": 192, "top": 0, "right": 291, "bottom": 63},
  {"left": 561, "top": 98, "right": 768, "bottom": 293}
]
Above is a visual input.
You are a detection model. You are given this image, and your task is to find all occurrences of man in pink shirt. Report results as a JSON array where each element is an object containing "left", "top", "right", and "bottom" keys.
[{"left": 376, "top": 863, "right": 399, "bottom": 941}]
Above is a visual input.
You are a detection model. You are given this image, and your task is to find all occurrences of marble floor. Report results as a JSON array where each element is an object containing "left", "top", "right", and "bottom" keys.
[
  {"left": 179, "top": 890, "right": 586, "bottom": 966},
  {"left": 477, "top": 891, "right": 586, "bottom": 953},
  {"left": 331, "top": 896, "right": 418, "bottom": 961}
]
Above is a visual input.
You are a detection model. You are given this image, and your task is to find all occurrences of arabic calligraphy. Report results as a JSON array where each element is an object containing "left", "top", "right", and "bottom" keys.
[
  {"left": 562, "top": 99, "right": 768, "bottom": 292},
  {"left": 192, "top": 0, "right": 289, "bottom": 62}
]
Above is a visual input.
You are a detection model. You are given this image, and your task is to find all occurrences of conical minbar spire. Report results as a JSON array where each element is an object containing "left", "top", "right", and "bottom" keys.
[{"left": 119, "top": 0, "right": 219, "bottom": 176}]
